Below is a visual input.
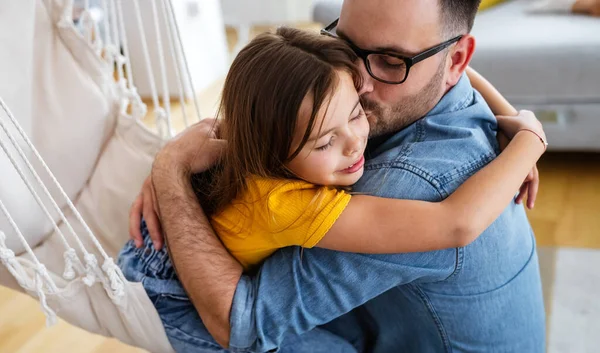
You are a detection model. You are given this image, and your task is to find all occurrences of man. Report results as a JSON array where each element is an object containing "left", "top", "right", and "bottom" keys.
[{"left": 127, "top": 0, "right": 546, "bottom": 351}]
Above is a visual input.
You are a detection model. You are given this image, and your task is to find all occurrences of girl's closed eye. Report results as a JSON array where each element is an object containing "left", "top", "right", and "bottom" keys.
[
  {"left": 316, "top": 136, "right": 335, "bottom": 151},
  {"left": 351, "top": 109, "right": 365, "bottom": 122}
]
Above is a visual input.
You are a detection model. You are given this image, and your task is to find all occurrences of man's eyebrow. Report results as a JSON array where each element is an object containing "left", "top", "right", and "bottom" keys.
[
  {"left": 336, "top": 28, "right": 415, "bottom": 56},
  {"left": 307, "top": 100, "right": 360, "bottom": 142}
]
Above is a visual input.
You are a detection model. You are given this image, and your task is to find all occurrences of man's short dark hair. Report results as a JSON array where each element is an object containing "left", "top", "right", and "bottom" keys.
[{"left": 439, "top": 0, "right": 482, "bottom": 36}]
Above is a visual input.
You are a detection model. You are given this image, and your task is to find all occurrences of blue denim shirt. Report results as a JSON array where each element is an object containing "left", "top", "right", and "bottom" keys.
[{"left": 229, "top": 75, "right": 546, "bottom": 353}]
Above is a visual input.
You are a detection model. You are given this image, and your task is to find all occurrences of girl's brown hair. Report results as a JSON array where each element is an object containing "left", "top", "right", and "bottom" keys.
[{"left": 194, "top": 27, "right": 361, "bottom": 215}]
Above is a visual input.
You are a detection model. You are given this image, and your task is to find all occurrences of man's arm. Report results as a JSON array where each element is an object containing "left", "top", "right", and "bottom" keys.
[{"left": 150, "top": 122, "right": 241, "bottom": 348}]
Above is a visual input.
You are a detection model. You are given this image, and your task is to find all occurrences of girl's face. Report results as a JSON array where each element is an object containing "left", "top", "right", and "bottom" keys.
[{"left": 287, "top": 70, "right": 370, "bottom": 186}]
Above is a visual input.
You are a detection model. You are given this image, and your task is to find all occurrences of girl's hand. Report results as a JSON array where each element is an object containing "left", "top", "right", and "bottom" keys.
[
  {"left": 496, "top": 110, "right": 547, "bottom": 209},
  {"left": 496, "top": 110, "right": 547, "bottom": 144}
]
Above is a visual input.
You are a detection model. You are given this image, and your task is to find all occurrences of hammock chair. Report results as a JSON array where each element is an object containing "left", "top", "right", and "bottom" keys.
[{"left": 0, "top": 0, "right": 227, "bottom": 351}]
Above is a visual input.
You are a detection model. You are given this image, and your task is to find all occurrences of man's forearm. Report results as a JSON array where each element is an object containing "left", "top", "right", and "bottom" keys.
[{"left": 151, "top": 157, "right": 242, "bottom": 348}]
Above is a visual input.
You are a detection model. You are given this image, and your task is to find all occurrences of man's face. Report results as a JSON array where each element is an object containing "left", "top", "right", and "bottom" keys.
[{"left": 338, "top": 0, "right": 450, "bottom": 137}]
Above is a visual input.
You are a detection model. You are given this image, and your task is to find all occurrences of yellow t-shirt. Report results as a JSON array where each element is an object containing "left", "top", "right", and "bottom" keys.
[{"left": 211, "top": 177, "right": 352, "bottom": 269}]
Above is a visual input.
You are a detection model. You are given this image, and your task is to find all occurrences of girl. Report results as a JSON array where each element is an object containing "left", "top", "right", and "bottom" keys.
[{"left": 190, "top": 27, "right": 547, "bottom": 270}]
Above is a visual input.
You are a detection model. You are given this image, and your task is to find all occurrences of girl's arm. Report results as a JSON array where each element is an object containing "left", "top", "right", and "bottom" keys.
[
  {"left": 467, "top": 66, "right": 517, "bottom": 116},
  {"left": 316, "top": 113, "right": 546, "bottom": 254},
  {"left": 467, "top": 66, "right": 541, "bottom": 208}
]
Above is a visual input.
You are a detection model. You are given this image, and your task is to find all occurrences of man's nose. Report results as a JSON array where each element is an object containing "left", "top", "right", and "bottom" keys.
[{"left": 357, "top": 60, "right": 374, "bottom": 96}]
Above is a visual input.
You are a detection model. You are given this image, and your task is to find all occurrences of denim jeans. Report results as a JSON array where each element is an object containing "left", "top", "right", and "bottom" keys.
[{"left": 118, "top": 220, "right": 357, "bottom": 353}]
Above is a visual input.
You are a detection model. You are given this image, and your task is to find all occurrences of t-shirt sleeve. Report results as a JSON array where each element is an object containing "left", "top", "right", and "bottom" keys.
[{"left": 261, "top": 180, "right": 352, "bottom": 248}]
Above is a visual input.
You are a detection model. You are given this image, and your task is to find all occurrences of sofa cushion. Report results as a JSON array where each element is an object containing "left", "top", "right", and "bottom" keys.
[{"left": 471, "top": 0, "right": 600, "bottom": 104}]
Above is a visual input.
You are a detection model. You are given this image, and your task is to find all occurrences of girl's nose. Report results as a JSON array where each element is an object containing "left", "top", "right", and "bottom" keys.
[{"left": 344, "top": 134, "right": 362, "bottom": 157}]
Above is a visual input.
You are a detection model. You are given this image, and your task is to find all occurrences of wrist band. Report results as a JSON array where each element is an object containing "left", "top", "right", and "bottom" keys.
[{"left": 518, "top": 129, "right": 548, "bottom": 151}]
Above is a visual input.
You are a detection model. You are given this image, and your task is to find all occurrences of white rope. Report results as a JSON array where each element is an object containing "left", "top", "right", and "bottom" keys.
[
  {"left": 62, "top": 248, "right": 79, "bottom": 280},
  {"left": 0, "top": 200, "right": 43, "bottom": 274},
  {"left": 115, "top": 0, "right": 147, "bottom": 121},
  {"left": 99, "top": 0, "right": 117, "bottom": 71},
  {"left": 102, "top": 258, "right": 125, "bottom": 299},
  {"left": 0, "top": 130, "right": 92, "bottom": 284},
  {"left": 0, "top": 98, "right": 125, "bottom": 298},
  {"left": 79, "top": 11, "right": 95, "bottom": 46},
  {"left": 34, "top": 264, "right": 58, "bottom": 326},
  {"left": 166, "top": 0, "right": 203, "bottom": 123},
  {"left": 115, "top": 0, "right": 134, "bottom": 92},
  {"left": 108, "top": 0, "right": 125, "bottom": 92},
  {"left": 0, "top": 113, "right": 86, "bottom": 259},
  {"left": 78, "top": 0, "right": 103, "bottom": 56},
  {"left": 0, "top": 88, "right": 102, "bottom": 259},
  {"left": 83, "top": 253, "right": 98, "bottom": 286},
  {"left": 100, "top": 0, "right": 111, "bottom": 47},
  {"left": 0, "top": 129, "right": 78, "bottom": 255},
  {"left": 131, "top": 0, "right": 163, "bottom": 128},
  {"left": 150, "top": 0, "right": 174, "bottom": 137},
  {"left": 160, "top": 0, "right": 189, "bottom": 128},
  {"left": 0, "top": 231, "right": 33, "bottom": 290},
  {"left": 0, "top": 200, "right": 59, "bottom": 326}
]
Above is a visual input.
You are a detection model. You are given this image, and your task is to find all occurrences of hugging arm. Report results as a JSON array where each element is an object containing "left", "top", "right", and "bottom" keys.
[
  {"left": 466, "top": 67, "right": 517, "bottom": 116},
  {"left": 466, "top": 66, "right": 540, "bottom": 208},
  {"left": 230, "top": 170, "right": 457, "bottom": 352},
  {"left": 130, "top": 77, "right": 542, "bottom": 350},
  {"left": 145, "top": 127, "right": 455, "bottom": 352},
  {"left": 318, "top": 118, "right": 545, "bottom": 253},
  {"left": 149, "top": 122, "right": 241, "bottom": 349}
]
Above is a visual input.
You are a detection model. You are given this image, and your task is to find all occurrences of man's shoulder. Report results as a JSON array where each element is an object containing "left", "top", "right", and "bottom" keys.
[
  {"left": 359, "top": 78, "right": 501, "bottom": 199},
  {"left": 361, "top": 113, "right": 498, "bottom": 199}
]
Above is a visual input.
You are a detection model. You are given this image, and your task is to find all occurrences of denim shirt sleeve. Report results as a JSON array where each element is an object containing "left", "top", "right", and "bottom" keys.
[{"left": 228, "top": 167, "right": 458, "bottom": 352}]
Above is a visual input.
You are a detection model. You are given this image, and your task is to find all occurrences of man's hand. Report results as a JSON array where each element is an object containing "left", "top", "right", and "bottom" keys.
[
  {"left": 128, "top": 118, "right": 224, "bottom": 249},
  {"left": 155, "top": 118, "right": 224, "bottom": 174}
]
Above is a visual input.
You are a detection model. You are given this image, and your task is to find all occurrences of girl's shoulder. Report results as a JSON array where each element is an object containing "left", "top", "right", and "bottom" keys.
[{"left": 245, "top": 176, "right": 316, "bottom": 196}]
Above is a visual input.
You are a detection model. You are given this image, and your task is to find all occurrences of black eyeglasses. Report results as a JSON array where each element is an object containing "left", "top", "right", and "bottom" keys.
[{"left": 321, "top": 18, "right": 463, "bottom": 85}]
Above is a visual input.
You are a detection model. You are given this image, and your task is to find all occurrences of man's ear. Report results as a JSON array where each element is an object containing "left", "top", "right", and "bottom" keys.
[{"left": 446, "top": 34, "right": 476, "bottom": 87}]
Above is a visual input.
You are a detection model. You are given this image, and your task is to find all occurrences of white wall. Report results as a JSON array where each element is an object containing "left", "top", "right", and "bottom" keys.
[{"left": 221, "top": 0, "right": 314, "bottom": 26}]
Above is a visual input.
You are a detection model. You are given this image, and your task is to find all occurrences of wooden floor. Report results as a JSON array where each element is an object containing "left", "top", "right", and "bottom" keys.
[{"left": 527, "top": 153, "right": 600, "bottom": 249}]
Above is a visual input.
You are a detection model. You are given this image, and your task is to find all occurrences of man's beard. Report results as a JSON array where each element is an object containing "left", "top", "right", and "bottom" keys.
[{"left": 361, "top": 57, "right": 447, "bottom": 137}]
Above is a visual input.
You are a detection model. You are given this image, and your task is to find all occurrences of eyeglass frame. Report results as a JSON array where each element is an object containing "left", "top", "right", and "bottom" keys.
[{"left": 320, "top": 18, "right": 464, "bottom": 85}]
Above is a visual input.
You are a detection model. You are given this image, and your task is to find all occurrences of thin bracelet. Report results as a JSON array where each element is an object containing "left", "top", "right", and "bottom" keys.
[{"left": 518, "top": 129, "right": 548, "bottom": 151}]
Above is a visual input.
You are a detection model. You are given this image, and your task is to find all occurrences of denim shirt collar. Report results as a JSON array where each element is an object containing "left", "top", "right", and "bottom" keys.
[{"left": 427, "top": 73, "right": 473, "bottom": 117}]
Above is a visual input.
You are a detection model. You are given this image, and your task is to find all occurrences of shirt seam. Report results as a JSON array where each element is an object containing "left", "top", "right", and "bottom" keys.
[
  {"left": 304, "top": 192, "right": 352, "bottom": 248},
  {"left": 437, "top": 152, "right": 497, "bottom": 188},
  {"left": 408, "top": 284, "right": 453, "bottom": 353},
  {"left": 364, "top": 161, "right": 447, "bottom": 199},
  {"left": 364, "top": 159, "right": 477, "bottom": 281},
  {"left": 438, "top": 85, "right": 473, "bottom": 116}
]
